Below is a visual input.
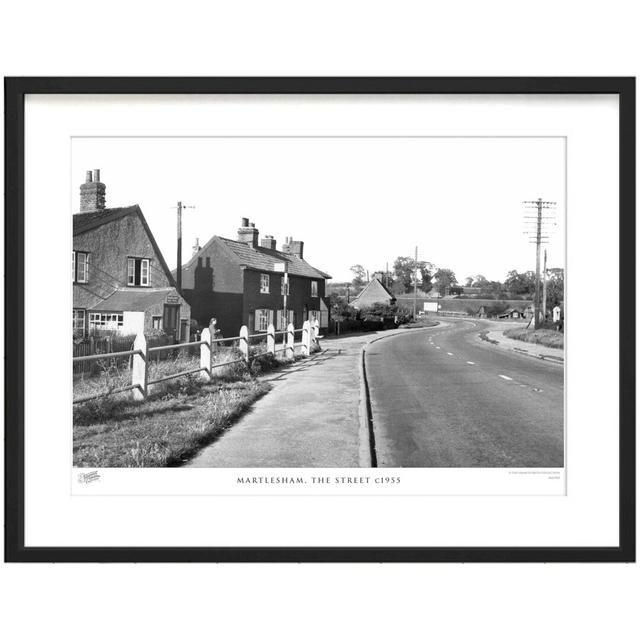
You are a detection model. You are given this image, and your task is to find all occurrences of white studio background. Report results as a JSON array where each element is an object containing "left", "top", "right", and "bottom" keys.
[{"left": 1, "top": 2, "right": 638, "bottom": 640}]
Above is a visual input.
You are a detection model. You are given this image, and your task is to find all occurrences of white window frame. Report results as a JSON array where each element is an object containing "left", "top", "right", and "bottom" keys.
[
  {"left": 73, "top": 251, "right": 89, "bottom": 284},
  {"left": 73, "top": 308, "right": 86, "bottom": 336},
  {"left": 309, "top": 309, "right": 319, "bottom": 322},
  {"left": 311, "top": 280, "right": 318, "bottom": 297},
  {"left": 152, "top": 316, "right": 162, "bottom": 330},
  {"left": 260, "top": 273, "right": 270, "bottom": 294},
  {"left": 255, "top": 308, "right": 270, "bottom": 332},
  {"left": 127, "top": 257, "right": 151, "bottom": 287},
  {"left": 277, "top": 309, "right": 294, "bottom": 330},
  {"left": 88, "top": 312, "right": 124, "bottom": 331}
]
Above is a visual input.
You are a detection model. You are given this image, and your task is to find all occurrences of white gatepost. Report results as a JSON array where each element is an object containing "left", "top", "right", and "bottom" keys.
[
  {"left": 286, "top": 322, "right": 295, "bottom": 359},
  {"left": 302, "top": 320, "right": 311, "bottom": 357},
  {"left": 131, "top": 333, "right": 148, "bottom": 401},
  {"left": 312, "top": 318, "right": 321, "bottom": 349},
  {"left": 209, "top": 318, "right": 218, "bottom": 353},
  {"left": 267, "top": 323, "right": 276, "bottom": 355},
  {"left": 200, "top": 327, "right": 212, "bottom": 380},
  {"left": 239, "top": 325, "right": 250, "bottom": 362}
]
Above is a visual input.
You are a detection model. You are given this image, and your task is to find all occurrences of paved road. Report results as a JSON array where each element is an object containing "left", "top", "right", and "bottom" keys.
[{"left": 365, "top": 319, "right": 564, "bottom": 467}]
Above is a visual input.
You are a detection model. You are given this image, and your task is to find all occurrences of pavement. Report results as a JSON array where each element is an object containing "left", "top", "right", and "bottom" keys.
[
  {"left": 365, "top": 318, "right": 564, "bottom": 467},
  {"left": 185, "top": 332, "right": 387, "bottom": 467}
]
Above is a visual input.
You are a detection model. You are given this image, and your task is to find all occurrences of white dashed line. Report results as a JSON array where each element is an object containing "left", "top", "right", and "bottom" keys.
[
  {"left": 466, "top": 361, "right": 475, "bottom": 365},
  {"left": 435, "top": 346, "right": 440, "bottom": 350},
  {"left": 446, "top": 352, "right": 454, "bottom": 356},
  {"left": 498, "top": 374, "right": 513, "bottom": 381}
]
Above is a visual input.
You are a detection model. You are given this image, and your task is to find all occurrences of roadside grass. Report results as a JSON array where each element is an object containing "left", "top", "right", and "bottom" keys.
[
  {"left": 401, "top": 318, "right": 439, "bottom": 329},
  {"left": 73, "top": 345, "right": 312, "bottom": 467},
  {"left": 503, "top": 327, "right": 564, "bottom": 350}
]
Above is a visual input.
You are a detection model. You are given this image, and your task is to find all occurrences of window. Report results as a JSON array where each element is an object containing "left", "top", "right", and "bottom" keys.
[
  {"left": 73, "top": 251, "right": 89, "bottom": 283},
  {"left": 255, "top": 309, "right": 272, "bottom": 332},
  {"left": 309, "top": 309, "right": 319, "bottom": 322},
  {"left": 127, "top": 258, "right": 150, "bottom": 286},
  {"left": 311, "top": 280, "right": 318, "bottom": 297},
  {"left": 152, "top": 316, "right": 162, "bottom": 330},
  {"left": 277, "top": 309, "right": 294, "bottom": 330},
  {"left": 73, "top": 309, "right": 86, "bottom": 336},
  {"left": 260, "top": 273, "right": 270, "bottom": 293},
  {"left": 89, "top": 313, "right": 123, "bottom": 331},
  {"left": 281, "top": 276, "right": 289, "bottom": 295}
]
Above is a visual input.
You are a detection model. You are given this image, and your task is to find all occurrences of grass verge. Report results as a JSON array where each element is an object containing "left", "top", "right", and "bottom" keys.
[
  {"left": 503, "top": 327, "right": 564, "bottom": 350},
  {"left": 73, "top": 347, "right": 309, "bottom": 467}
]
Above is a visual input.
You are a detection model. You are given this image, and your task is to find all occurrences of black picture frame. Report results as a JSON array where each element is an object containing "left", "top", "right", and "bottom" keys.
[{"left": 4, "top": 77, "right": 635, "bottom": 563}]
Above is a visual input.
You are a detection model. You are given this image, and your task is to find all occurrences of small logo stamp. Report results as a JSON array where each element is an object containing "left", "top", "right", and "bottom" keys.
[{"left": 78, "top": 470, "right": 101, "bottom": 484}]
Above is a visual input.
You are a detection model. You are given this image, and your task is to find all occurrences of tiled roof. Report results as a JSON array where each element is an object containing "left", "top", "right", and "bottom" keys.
[
  {"left": 73, "top": 205, "right": 140, "bottom": 235},
  {"left": 90, "top": 288, "right": 181, "bottom": 312},
  {"left": 351, "top": 278, "right": 395, "bottom": 305},
  {"left": 181, "top": 236, "right": 331, "bottom": 279}
]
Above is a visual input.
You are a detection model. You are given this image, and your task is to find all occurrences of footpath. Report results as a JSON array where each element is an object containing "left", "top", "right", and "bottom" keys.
[
  {"left": 185, "top": 332, "right": 372, "bottom": 467},
  {"left": 186, "top": 326, "right": 437, "bottom": 468},
  {"left": 482, "top": 329, "right": 564, "bottom": 364}
]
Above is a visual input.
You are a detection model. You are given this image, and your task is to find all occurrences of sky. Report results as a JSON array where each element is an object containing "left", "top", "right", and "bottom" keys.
[{"left": 72, "top": 137, "right": 565, "bottom": 283}]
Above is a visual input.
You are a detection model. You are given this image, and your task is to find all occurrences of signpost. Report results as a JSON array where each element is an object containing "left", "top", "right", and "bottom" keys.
[{"left": 274, "top": 262, "right": 289, "bottom": 350}]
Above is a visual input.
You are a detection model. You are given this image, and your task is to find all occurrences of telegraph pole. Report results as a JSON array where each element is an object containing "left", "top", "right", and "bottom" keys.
[
  {"left": 413, "top": 246, "right": 418, "bottom": 319},
  {"left": 173, "top": 201, "right": 195, "bottom": 291},
  {"left": 523, "top": 198, "right": 556, "bottom": 329},
  {"left": 542, "top": 249, "right": 548, "bottom": 323}
]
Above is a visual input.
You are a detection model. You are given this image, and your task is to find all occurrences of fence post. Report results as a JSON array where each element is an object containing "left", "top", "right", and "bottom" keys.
[
  {"left": 267, "top": 323, "right": 275, "bottom": 355},
  {"left": 312, "top": 319, "right": 321, "bottom": 349},
  {"left": 239, "top": 325, "right": 250, "bottom": 362},
  {"left": 200, "top": 327, "right": 212, "bottom": 380},
  {"left": 209, "top": 318, "right": 218, "bottom": 353},
  {"left": 131, "top": 333, "right": 148, "bottom": 401},
  {"left": 302, "top": 320, "right": 311, "bottom": 357},
  {"left": 286, "top": 322, "right": 295, "bottom": 359}
]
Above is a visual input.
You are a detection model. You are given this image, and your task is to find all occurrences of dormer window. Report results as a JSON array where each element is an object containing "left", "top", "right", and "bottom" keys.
[
  {"left": 127, "top": 258, "right": 150, "bottom": 287},
  {"left": 73, "top": 251, "right": 89, "bottom": 283}
]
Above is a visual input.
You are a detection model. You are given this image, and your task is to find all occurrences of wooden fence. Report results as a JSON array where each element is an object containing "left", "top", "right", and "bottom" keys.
[{"left": 73, "top": 319, "right": 321, "bottom": 404}]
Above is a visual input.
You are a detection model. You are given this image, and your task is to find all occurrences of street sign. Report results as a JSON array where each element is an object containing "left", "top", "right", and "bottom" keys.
[{"left": 274, "top": 262, "right": 286, "bottom": 272}]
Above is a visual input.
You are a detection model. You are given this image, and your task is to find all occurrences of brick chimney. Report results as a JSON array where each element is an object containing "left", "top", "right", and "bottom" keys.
[
  {"left": 261, "top": 235, "right": 276, "bottom": 250},
  {"left": 237, "top": 218, "right": 259, "bottom": 248},
  {"left": 79, "top": 169, "right": 106, "bottom": 212},
  {"left": 282, "top": 236, "right": 303, "bottom": 259}
]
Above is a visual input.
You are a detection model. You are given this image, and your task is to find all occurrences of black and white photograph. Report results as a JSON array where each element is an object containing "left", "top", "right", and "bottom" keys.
[{"left": 71, "top": 136, "right": 565, "bottom": 472}]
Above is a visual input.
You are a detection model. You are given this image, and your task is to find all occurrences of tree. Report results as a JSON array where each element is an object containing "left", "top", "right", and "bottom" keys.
[
  {"left": 350, "top": 264, "right": 367, "bottom": 288},
  {"left": 504, "top": 270, "right": 536, "bottom": 297},
  {"left": 392, "top": 256, "right": 434, "bottom": 293},
  {"left": 545, "top": 268, "right": 564, "bottom": 307},
  {"left": 464, "top": 276, "right": 474, "bottom": 288},
  {"left": 433, "top": 268, "right": 458, "bottom": 295},
  {"left": 472, "top": 275, "right": 490, "bottom": 288}
]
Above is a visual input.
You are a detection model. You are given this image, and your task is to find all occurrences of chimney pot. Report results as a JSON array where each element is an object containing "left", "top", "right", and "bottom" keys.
[
  {"left": 79, "top": 169, "right": 106, "bottom": 212},
  {"left": 241, "top": 217, "right": 249, "bottom": 227}
]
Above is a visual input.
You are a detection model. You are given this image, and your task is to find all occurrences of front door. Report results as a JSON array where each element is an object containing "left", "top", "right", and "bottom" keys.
[{"left": 163, "top": 304, "right": 180, "bottom": 339}]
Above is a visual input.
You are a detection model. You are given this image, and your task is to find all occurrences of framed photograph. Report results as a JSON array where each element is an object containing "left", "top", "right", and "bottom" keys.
[{"left": 5, "top": 77, "right": 635, "bottom": 562}]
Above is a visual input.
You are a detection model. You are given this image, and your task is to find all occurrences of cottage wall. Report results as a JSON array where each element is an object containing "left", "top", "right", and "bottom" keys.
[{"left": 73, "top": 212, "right": 173, "bottom": 310}]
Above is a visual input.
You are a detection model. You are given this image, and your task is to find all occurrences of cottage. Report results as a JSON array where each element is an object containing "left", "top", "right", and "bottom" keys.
[
  {"left": 178, "top": 218, "right": 331, "bottom": 337},
  {"left": 350, "top": 278, "right": 396, "bottom": 310},
  {"left": 73, "top": 170, "right": 190, "bottom": 339}
]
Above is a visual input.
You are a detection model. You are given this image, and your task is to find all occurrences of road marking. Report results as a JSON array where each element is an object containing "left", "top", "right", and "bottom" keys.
[
  {"left": 466, "top": 361, "right": 475, "bottom": 365},
  {"left": 435, "top": 346, "right": 440, "bottom": 349},
  {"left": 446, "top": 352, "right": 454, "bottom": 356},
  {"left": 498, "top": 374, "right": 513, "bottom": 381}
]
